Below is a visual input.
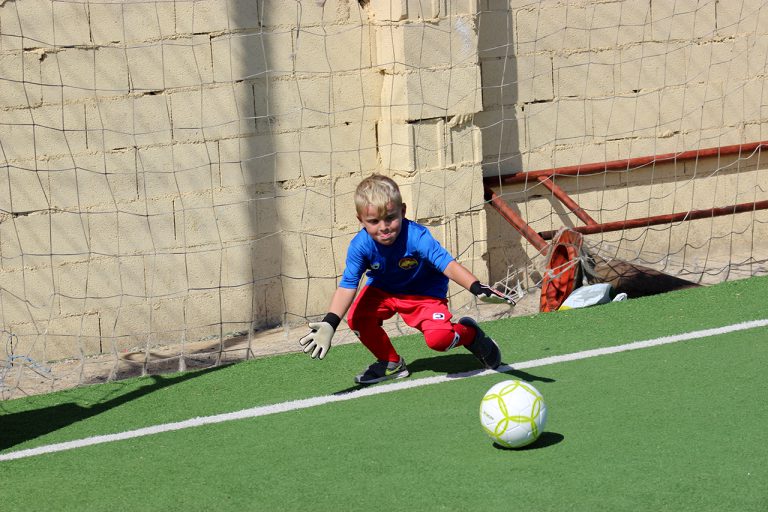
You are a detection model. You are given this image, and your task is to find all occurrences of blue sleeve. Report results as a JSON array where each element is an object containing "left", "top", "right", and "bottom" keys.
[
  {"left": 339, "top": 232, "right": 368, "bottom": 289},
  {"left": 418, "top": 228, "right": 454, "bottom": 272}
]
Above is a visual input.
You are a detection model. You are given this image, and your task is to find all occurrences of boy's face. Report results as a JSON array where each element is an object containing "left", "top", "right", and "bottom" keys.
[{"left": 357, "top": 201, "right": 406, "bottom": 246}]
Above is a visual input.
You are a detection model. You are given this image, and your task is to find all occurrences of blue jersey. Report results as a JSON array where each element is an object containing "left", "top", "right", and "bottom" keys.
[{"left": 339, "top": 218, "right": 455, "bottom": 298}]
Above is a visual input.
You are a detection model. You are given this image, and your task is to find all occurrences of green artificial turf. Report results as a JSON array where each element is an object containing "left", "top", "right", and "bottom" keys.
[{"left": 1, "top": 275, "right": 767, "bottom": 511}]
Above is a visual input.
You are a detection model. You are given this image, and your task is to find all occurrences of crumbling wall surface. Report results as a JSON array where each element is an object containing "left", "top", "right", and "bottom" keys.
[{"left": 0, "top": 0, "right": 486, "bottom": 363}]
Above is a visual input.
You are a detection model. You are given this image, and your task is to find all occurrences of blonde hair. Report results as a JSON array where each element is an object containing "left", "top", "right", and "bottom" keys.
[{"left": 354, "top": 174, "right": 402, "bottom": 216}]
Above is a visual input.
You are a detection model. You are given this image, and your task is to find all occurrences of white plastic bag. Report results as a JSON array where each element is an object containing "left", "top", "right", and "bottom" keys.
[{"left": 558, "top": 283, "right": 619, "bottom": 310}]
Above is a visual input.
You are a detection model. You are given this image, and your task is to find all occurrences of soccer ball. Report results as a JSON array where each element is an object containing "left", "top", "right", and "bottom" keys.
[{"left": 479, "top": 380, "right": 548, "bottom": 448}]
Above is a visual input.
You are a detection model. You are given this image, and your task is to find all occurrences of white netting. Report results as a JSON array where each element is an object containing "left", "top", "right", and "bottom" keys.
[{"left": 1, "top": 0, "right": 767, "bottom": 398}]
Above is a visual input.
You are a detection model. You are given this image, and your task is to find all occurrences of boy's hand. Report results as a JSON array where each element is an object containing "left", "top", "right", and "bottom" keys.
[
  {"left": 299, "top": 313, "right": 341, "bottom": 360},
  {"left": 470, "top": 281, "right": 516, "bottom": 305}
]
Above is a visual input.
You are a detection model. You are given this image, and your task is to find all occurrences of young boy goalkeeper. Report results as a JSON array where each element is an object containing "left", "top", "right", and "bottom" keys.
[{"left": 299, "top": 174, "right": 510, "bottom": 385}]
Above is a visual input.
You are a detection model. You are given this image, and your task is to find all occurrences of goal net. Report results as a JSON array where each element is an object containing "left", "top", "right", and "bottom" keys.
[{"left": 1, "top": 0, "right": 766, "bottom": 398}]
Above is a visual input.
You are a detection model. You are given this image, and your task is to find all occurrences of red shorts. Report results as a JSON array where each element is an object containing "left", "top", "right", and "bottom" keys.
[
  {"left": 347, "top": 285, "right": 454, "bottom": 332},
  {"left": 346, "top": 286, "right": 474, "bottom": 361}
]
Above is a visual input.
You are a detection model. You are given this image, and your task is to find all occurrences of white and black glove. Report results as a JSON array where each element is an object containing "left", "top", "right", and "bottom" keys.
[
  {"left": 299, "top": 313, "right": 341, "bottom": 360},
  {"left": 470, "top": 281, "right": 516, "bottom": 305}
]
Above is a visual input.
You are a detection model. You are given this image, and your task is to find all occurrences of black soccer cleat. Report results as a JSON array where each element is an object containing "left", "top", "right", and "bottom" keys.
[
  {"left": 459, "top": 317, "right": 502, "bottom": 369},
  {"left": 354, "top": 357, "right": 410, "bottom": 385}
]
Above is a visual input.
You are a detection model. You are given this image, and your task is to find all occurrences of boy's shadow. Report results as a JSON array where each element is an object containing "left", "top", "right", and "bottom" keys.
[
  {"left": 1, "top": 365, "right": 229, "bottom": 451},
  {"left": 409, "top": 353, "right": 556, "bottom": 383},
  {"left": 334, "top": 353, "right": 554, "bottom": 395}
]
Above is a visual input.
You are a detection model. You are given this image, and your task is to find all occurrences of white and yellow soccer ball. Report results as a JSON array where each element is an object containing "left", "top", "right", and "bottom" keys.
[{"left": 480, "top": 380, "right": 548, "bottom": 448}]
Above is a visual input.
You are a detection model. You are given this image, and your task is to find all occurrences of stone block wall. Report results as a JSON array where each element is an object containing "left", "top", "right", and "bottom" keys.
[
  {"left": 0, "top": 0, "right": 766, "bottom": 364},
  {"left": 478, "top": 0, "right": 768, "bottom": 284},
  {"left": 0, "top": 0, "right": 488, "bottom": 362}
]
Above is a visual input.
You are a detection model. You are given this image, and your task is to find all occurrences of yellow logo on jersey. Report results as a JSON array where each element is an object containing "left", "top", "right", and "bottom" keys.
[{"left": 398, "top": 257, "right": 418, "bottom": 270}]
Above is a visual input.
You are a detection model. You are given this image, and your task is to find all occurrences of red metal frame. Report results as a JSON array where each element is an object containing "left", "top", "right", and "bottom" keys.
[
  {"left": 537, "top": 199, "right": 768, "bottom": 241},
  {"left": 485, "top": 189, "right": 548, "bottom": 251},
  {"left": 487, "top": 141, "right": 768, "bottom": 185},
  {"left": 483, "top": 141, "right": 768, "bottom": 248}
]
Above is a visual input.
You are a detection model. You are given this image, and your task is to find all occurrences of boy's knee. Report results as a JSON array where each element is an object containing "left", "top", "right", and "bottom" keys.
[{"left": 424, "top": 329, "right": 460, "bottom": 352}]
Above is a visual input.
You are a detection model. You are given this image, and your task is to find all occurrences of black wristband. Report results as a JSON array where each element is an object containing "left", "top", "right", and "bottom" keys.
[
  {"left": 322, "top": 312, "right": 341, "bottom": 331},
  {"left": 469, "top": 281, "right": 482, "bottom": 296}
]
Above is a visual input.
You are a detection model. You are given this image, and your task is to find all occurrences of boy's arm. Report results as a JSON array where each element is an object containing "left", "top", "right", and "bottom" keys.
[
  {"left": 298, "top": 286, "right": 357, "bottom": 360},
  {"left": 443, "top": 260, "right": 516, "bottom": 305},
  {"left": 328, "top": 286, "right": 357, "bottom": 319},
  {"left": 443, "top": 260, "right": 479, "bottom": 290}
]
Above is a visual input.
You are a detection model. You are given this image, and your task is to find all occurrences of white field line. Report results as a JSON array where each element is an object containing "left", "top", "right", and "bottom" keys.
[{"left": 2, "top": 318, "right": 766, "bottom": 462}]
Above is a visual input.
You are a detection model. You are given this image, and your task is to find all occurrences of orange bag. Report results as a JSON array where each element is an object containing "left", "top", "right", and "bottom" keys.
[{"left": 539, "top": 228, "right": 584, "bottom": 312}]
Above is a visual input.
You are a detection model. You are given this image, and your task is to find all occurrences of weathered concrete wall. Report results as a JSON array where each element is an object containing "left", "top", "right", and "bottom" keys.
[
  {"left": 478, "top": 0, "right": 768, "bottom": 172},
  {"left": 478, "top": 0, "right": 768, "bottom": 285},
  {"left": 0, "top": 0, "right": 488, "bottom": 362},
  {"left": 0, "top": 0, "right": 766, "bottom": 364}
]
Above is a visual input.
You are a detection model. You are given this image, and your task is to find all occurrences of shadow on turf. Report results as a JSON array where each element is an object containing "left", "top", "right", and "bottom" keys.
[
  {"left": 411, "top": 353, "right": 555, "bottom": 383},
  {"left": 0, "top": 365, "right": 230, "bottom": 451},
  {"left": 332, "top": 353, "right": 554, "bottom": 395},
  {"left": 493, "top": 432, "right": 564, "bottom": 451}
]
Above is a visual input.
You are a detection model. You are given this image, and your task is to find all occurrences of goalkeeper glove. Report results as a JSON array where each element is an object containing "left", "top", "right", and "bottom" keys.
[
  {"left": 299, "top": 313, "right": 341, "bottom": 360},
  {"left": 470, "top": 281, "right": 516, "bottom": 305}
]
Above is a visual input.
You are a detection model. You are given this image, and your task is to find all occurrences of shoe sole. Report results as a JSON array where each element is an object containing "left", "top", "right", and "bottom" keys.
[{"left": 354, "top": 368, "right": 410, "bottom": 385}]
